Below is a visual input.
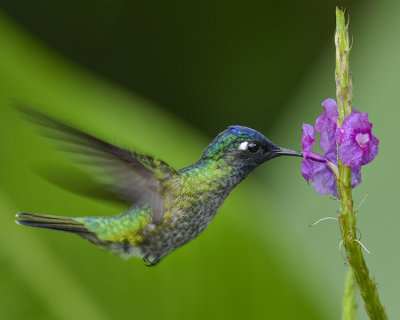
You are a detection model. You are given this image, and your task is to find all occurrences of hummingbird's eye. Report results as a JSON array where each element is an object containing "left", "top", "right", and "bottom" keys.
[
  {"left": 238, "top": 141, "right": 260, "bottom": 153},
  {"left": 247, "top": 142, "right": 259, "bottom": 153}
]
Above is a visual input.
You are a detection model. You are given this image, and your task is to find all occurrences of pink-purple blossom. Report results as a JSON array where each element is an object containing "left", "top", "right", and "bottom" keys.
[
  {"left": 301, "top": 98, "right": 377, "bottom": 197},
  {"left": 301, "top": 123, "right": 326, "bottom": 182},
  {"left": 301, "top": 122, "right": 343, "bottom": 197},
  {"left": 336, "top": 111, "right": 379, "bottom": 168},
  {"left": 310, "top": 160, "right": 338, "bottom": 197},
  {"left": 315, "top": 98, "right": 338, "bottom": 154}
]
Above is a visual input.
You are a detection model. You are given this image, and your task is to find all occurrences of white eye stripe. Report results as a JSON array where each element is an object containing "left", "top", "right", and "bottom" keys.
[{"left": 238, "top": 141, "right": 248, "bottom": 150}]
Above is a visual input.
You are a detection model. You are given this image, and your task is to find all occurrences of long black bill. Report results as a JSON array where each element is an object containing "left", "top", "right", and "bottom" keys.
[{"left": 273, "top": 147, "right": 303, "bottom": 157}]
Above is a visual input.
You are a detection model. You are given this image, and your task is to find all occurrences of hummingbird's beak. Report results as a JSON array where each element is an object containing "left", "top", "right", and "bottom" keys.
[{"left": 273, "top": 147, "right": 303, "bottom": 157}]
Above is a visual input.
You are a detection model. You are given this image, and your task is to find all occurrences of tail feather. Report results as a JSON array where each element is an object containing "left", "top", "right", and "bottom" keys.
[
  {"left": 16, "top": 212, "right": 146, "bottom": 260},
  {"left": 16, "top": 212, "right": 95, "bottom": 236}
]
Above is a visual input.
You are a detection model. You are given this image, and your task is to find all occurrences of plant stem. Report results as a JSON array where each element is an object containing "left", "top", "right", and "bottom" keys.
[
  {"left": 335, "top": 7, "right": 388, "bottom": 320},
  {"left": 342, "top": 268, "right": 356, "bottom": 320}
]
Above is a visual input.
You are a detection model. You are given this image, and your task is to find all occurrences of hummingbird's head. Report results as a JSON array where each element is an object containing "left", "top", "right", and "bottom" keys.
[{"left": 202, "top": 125, "right": 302, "bottom": 171}]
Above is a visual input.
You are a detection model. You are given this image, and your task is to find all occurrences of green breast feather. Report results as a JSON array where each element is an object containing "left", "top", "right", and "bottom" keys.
[{"left": 75, "top": 159, "right": 232, "bottom": 246}]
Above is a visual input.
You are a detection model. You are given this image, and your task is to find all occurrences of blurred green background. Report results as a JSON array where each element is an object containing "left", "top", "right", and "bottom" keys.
[{"left": 0, "top": 1, "right": 398, "bottom": 319}]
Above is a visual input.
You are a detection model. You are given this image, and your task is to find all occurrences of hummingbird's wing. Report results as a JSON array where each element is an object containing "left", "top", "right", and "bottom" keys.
[{"left": 17, "top": 106, "right": 177, "bottom": 225}]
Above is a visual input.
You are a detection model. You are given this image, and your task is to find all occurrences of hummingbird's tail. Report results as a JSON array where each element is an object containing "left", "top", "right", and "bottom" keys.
[
  {"left": 15, "top": 212, "right": 97, "bottom": 238},
  {"left": 16, "top": 211, "right": 148, "bottom": 260}
]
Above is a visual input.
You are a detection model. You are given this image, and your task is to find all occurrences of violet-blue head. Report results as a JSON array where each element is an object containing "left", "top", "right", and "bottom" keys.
[{"left": 202, "top": 125, "right": 302, "bottom": 172}]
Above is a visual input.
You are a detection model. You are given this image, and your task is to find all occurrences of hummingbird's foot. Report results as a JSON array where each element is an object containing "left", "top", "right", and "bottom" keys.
[{"left": 143, "top": 255, "right": 161, "bottom": 267}]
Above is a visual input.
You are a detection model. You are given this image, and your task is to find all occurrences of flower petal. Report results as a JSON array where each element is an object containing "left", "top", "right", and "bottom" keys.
[
  {"left": 301, "top": 158, "right": 315, "bottom": 182},
  {"left": 302, "top": 123, "right": 315, "bottom": 151},
  {"left": 351, "top": 166, "right": 362, "bottom": 188},
  {"left": 339, "top": 141, "right": 364, "bottom": 167},
  {"left": 315, "top": 98, "right": 338, "bottom": 133},
  {"left": 311, "top": 163, "right": 338, "bottom": 197},
  {"left": 320, "top": 128, "right": 337, "bottom": 154},
  {"left": 362, "top": 135, "right": 379, "bottom": 165},
  {"left": 337, "top": 111, "right": 379, "bottom": 168}
]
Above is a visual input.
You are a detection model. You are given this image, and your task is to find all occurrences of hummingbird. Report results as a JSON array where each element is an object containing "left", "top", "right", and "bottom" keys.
[{"left": 16, "top": 107, "right": 302, "bottom": 266}]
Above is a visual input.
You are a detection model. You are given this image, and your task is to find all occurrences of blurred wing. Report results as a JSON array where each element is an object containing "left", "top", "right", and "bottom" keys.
[{"left": 17, "top": 105, "right": 177, "bottom": 224}]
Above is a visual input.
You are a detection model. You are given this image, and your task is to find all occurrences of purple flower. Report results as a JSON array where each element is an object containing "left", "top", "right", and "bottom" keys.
[
  {"left": 315, "top": 98, "right": 338, "bottom": 154},
  {"left": 315, "top": 98, "right": 338, "bottom": 132},
  {"left": 310, "top": 160, "right": 361, "bottom": 198},
  {"left": 301, "top": 114, "right": 339, "bottom": 195},
  {"left": 308, "top": 149, "right": 340, "bottom": 197},
  {"left": 300, "top": 98, "right": 373, "bottom": 197},
  {"left": 301, "top": 124, "right": 326, "bottom": 181},
  {"left": 301, "top": 123, "right": 315, "bottom": 153},
  {"left": 336, "top": 111, "right": 379, "bottom": 168},
  {"left": 310, "top": 161, "right": 338, "bottom": 197},
  {"left": 301, "top": 126, "right": 315, "bottom": 182},
  {"left": 301, "top": 123, "right": 337, "bottom": 197}
]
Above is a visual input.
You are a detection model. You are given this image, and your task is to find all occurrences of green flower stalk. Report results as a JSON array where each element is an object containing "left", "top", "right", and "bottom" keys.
[
  {"left": 300, "top": 8, "right": 386, "bottom": 320},
  {"left": 342, "top": 268, "right": 356, "bottom": 320},
  {"left": 335, "top": 8, "right": 387, "bottom": 320}
]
